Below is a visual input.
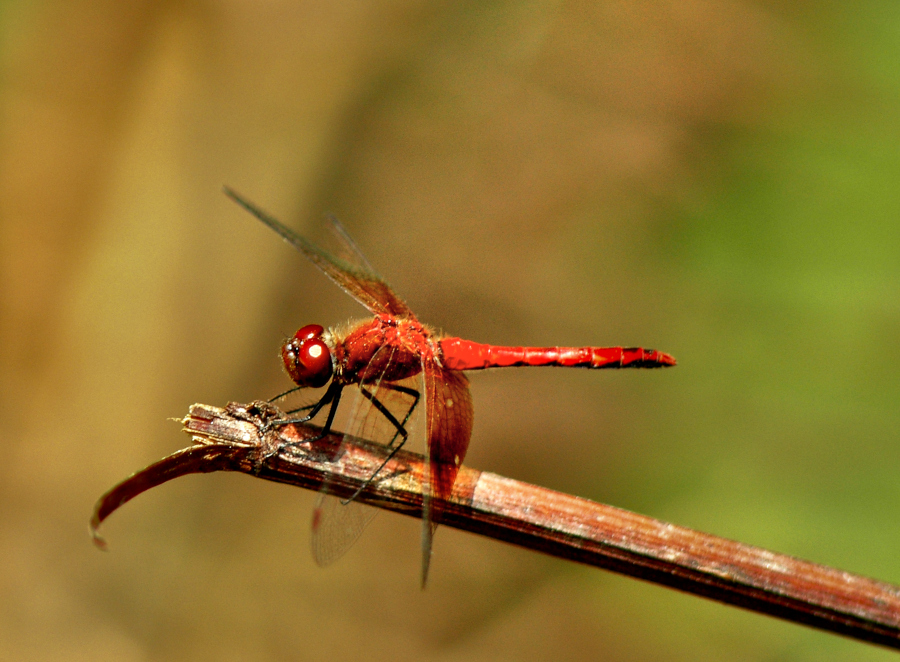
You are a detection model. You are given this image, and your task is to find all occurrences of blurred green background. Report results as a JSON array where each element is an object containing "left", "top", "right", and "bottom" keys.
[{"left": 2, "top": 1, "right": 899, "bottom": 659}]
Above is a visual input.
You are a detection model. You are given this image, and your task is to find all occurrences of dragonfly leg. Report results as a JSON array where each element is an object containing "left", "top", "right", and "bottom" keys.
[
  {"left": 261, "top": 382, "right": 343, "bottom": 459},
  {"left": 284, "top": 402, "right": 316, "bottom": 416},
  {"left": 363, "top": 383, "right": 420, "bottom": 448},
  {"left": 341, "top": 383, "right": 420, "bottom": 505},
  {"left": 267, "top": 384, "right": 303, "bottom": 403},
  {"left": 268, "top": 384, "right": 327, "bottom": 417}
]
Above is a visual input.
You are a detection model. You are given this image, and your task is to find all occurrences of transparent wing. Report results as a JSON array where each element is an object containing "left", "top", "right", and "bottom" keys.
[
  {"left": 310, "top": 344, "right": 426, "bottom": 566},
  {"left": 224, "top": 187, "right": 413, "bottom": 318},
  {"left": 310, "top": 492, "right": 378, "bottom": 566},
  {"left": 420, "top": 361, "right": 474, "bottom": 586},
  {"left": 322, "top": 213, "right": 377, "bottom": 276}
]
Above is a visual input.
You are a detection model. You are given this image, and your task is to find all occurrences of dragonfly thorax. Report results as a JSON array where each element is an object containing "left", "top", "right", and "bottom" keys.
[{"left": 334, "top": 315, "right": 430, "bottom": 385}]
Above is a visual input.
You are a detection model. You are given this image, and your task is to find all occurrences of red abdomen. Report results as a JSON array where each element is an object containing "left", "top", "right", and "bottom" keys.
[{"left": 438, "top": 338, "right": 676, "bottom": 371}]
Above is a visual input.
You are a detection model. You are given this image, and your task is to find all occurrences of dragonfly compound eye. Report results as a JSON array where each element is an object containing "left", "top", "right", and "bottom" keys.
[
  {"left": 294, "top": 323, "right": 325, "bottom": 342},
  {"left": 282, "top": 327, "right": 333, "bottom": 388}
]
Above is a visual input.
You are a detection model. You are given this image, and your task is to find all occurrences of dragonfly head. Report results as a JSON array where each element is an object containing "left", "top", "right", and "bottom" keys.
[{"left": 282, "top": 324, "right": 334, "bottom": 388}]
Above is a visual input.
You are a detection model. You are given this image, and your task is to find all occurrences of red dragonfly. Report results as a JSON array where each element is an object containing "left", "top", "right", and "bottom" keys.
[{"left": 224, "top": 187, "right": 676, "bottom": 585}]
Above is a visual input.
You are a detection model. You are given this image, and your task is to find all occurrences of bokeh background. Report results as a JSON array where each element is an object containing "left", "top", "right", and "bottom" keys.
[{"left": 2, "top": 1, "right": 900, "bottom": 660}]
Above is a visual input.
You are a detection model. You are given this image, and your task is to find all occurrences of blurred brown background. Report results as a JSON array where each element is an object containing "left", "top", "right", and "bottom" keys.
[{"left": 2, "top": 1, "right": 900, "bottom": 660}]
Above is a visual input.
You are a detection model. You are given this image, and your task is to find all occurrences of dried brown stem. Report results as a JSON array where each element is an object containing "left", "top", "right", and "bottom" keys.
[{"left": 91, "top": 401, "right": 900, "bottom": 650}]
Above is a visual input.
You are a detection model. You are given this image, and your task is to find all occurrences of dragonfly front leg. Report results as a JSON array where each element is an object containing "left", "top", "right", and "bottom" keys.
[
  {"left": 267, "top": 384, "right": 303, "bottom": 404},
  {"left": 342, "top": 383, "right": 420, "bottom": 505},
  {"left": 261, "top": 381, "right": 344, "bottom": 459},
  {"left": 268, "top": 382, "right": 338, "bottom": 420}
]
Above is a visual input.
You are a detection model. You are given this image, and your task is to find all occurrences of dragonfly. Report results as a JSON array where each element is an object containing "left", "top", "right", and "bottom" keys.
[{"left": 224, "top": 187, "right": 676, "bottom": 586}]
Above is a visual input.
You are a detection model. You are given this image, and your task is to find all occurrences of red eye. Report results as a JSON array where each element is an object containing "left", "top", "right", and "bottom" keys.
[
  {"left": 282, "top": 325, "right": 333, "bottom": 387},
  {"left": 294, "top": 324, "right": 324, "bottom": 342}
]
